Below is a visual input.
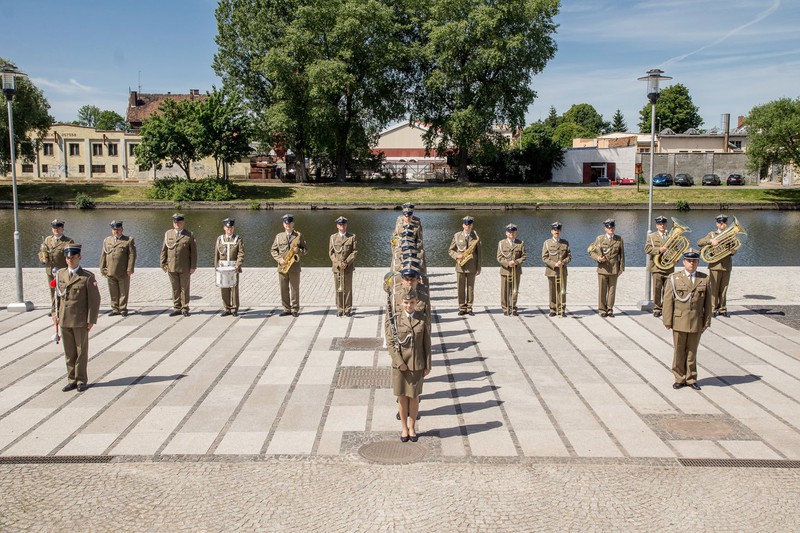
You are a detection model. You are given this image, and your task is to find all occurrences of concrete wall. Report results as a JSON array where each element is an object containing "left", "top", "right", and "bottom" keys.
[
  {"left": 638, "top": 152, "right": 754, "bottom": 183},
  {"left": 552, "top": 145, "right": 637, "bottom": 183}
]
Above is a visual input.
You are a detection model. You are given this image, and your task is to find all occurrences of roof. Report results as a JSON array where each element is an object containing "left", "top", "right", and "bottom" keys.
[{"left": 126, "top": 90, "right": 205, "bottom": 127}]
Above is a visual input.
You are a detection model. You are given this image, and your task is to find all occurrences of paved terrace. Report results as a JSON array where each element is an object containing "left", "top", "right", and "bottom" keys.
[{"left": 1, "top": 266, "right": 799, "bottom": 530}]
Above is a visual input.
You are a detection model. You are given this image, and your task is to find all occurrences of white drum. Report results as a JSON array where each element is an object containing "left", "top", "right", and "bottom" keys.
[{"left": 215, "top": 260, "right": 238, "bottom": 288}]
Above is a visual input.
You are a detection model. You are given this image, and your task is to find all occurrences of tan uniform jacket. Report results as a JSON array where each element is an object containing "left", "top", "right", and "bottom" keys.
[
  {"left": 270, "top": 231, "right": 307, "bottom": 273},
  {"left": 497, "top": 239, "right": 527, "bottom": 276},
  {"left": 100, "top": 235, "right": 137, "bottom": 278},
  {"left": 386, "top": 312, "right": 431, "bottom": 372},
  {"left": 214, "top": 235, "right": 244, "bottom": 271},
  {"left": 644, "top": 231, "right": 674, "bottom": 274},
  {"left": 160, "top": 229, "right": 197, "bottom": 273},
  {"left": 697, "top": 231, "right": 733, "bottom": 271},
  {"left": 449, "top": 231, "right": 481, "bottom": 273},
  {"left": 393, "top": 215, "right": 424, "bottom": 247},
  {"left": 39, "top": 234, "right": 74, "bottom": 272},
  {"left": 329, "top": 232, "right": 357, "bottom": 272},
  {"left": 56, "top": 266, "right": 101, "bottom": 327},
  {"left": 589, "top": 235, "right": 625, "bottom": 275},
  {"left": 662, "top": 270, "right": 712, "bottom": 332},
  {"left": 541, "top": 238, "right": 571, "bottom": 277}
]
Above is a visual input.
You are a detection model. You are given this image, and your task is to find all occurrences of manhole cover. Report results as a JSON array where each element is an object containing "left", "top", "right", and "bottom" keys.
[
  {"left": 331, "top": 337, "right": 384, "bottom": 350},
  {"left": 337, "top": 367, "right": 392, "bottom": 388},
  {"left": 662, "top": 416, "right": 736, "bottom": 439},
  {"left": 359, "top": 441, "right": 427, "bottom": 464}
]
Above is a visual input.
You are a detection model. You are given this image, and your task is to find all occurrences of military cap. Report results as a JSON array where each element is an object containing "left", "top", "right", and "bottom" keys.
[
  {"left": 715, "top": 214, "right": 728, "bottom": 223},
  {"left": 335, "top": 216, "right": 347, "bottom": 224},
  {"left": 654, "top": 216, "right": 668, "bottom": 224},
  {"left": 505, "top": 223, "right": 518, "bottom": 232},
  {"left": 550, "top": 221, "right": 562, "bottom": 230},
  {"left": 400, "top": 268, "right": 420, "bottom": 278},
  {"left": 683, "top": 248, "right": 700, "bottom": 260},
  {"left": 402, "top": 288, "right": 418, "bottom": 301},
  {"left": 109, "top": 220, "right": 123, "bottom": 228},
  {"left": 462, "top": 216, "right": 474, "bottom": 224},
  {"left": 51, "top": 219, "right": 65, "bottom": 227},
  {"left": 223, "top": 218, "right": 235, "bottom": 227},
  {"left": 281, "top": 213, "right": 294, "bottom": 222},
  {"left": 172, "top": 213, "right": 185, "bottom": 221},
  {"left": 63, "top": 244, "right": 82, "bottom": 256},
  {"left": 603, "top": 218, "right": 615, "bottom": 228},
  {"left": 402, "top": 202, "right": 415, "bottom": 210}
]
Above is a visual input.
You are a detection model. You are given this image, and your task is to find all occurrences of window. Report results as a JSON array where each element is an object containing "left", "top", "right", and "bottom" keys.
[
  {"left": 731, "top": 140, "right": 742, "bottom": 149},
  {"left": 43, "top": 143, "right": 54, "bottom": 156},
  {"left": 91, "top": 164, "right": 105, "bottom": 173},
  {"left": 129, "top": 143, "right": 138, "bottom": 156},
  {"left": 92, "top": 144, "right": 103, "bottom": 156},
  {"left": 21, "top": 164, "right": 34, "bottom": 173},
  {"left": 108, "top": 143, "right": 118, "bottom": 156},
  {"left": 78, "top": 165, "right": 85, "bottom": 173},
  {"left": 42, "top": 164, "right": 49, "bottom": 173},
  {"left": 69, "top": 143, "right": 80, "bottom": 156},
  {"left": 112, "top": 164, "right": 119, "bottom": 173}
]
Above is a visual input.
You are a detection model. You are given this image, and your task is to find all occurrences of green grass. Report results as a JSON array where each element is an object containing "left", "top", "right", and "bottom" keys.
[{"left": 2, "top": 182, "right": 798, "bottom": 205}]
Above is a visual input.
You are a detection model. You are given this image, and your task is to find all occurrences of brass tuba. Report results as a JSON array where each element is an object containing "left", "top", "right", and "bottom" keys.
[
  {"left": 700, "top": 216, "right": 746, "bottom": 263},
  {"left": 653, "top": 218, "right": 691, "bottom": 270}
]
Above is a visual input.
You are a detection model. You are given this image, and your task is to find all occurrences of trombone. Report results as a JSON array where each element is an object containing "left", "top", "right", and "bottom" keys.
[{"left": 337, "top": 266, "right": 345, "bottom": 316}]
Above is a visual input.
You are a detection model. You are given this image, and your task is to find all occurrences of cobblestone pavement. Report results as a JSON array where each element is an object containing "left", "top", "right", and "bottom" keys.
[{"left": 1, "top": 267, "right": 799, "bottom": 530}]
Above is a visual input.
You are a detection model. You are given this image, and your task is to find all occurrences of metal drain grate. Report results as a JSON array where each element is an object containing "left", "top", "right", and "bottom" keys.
[
  {"left": 337, "top": 367, "right": 392, "bottom": 388},
  {"left": 359, "top": 441, "right": 427, "bottom": 464},
  {"left": 679, "top": 458, "right": 800, "bottom": 469},
  {"left": 331, "top": 337, "right": 384, "bottom": 351},
  {"left": 0, "top": 455, "right": 114, "bottom": 464}
]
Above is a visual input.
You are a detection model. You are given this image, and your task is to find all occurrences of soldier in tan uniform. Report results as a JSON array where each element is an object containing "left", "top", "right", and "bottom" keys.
[
  {"left": 497, "top": 223, "right": 527, "bottom": 316},
  {"left": 160, "top": 213, "right": 197, "bottom": 317},
  {"left": 271, "top": 214, "right": 307, "bottom": 317},
  {"left": 541, "top": 221, "right": 572, "bottom": 317},
  {"left": 588, "top": 218, "right": 625, "bottom": 317},
  {"left": 393, "top": 204, "right": 423, "bottom": 248},
  {"left": 214, "top": 218, "right": 244, "bottom": 317},
  {"left": 644, "top": 216, "right": 674, "bottom": 318},
  {"left": 663, "top": 249, "right": 712, "bottom": 390},
  {"left": 697, "top": 214, "right": 736, "bottom": 317},
  {"left": 448, "top": 216, "right": 481, "bottom": 316},
  {"left": 329, "top": 216, "right": 358, "bottom": 316},
  {"left": 99, "top": 220, "right": 136, "bottom": 317},
  {"left": 52, "top": 244, "right": 101, "bottom": 392},
  {"left": 39, "top": 219, "right": 74, "bottom": 314}
]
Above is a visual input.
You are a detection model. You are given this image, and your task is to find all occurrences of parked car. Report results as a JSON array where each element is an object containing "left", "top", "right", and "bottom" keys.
[
  {"left": 595, "top": 176, "right": 611, "bottom": 186},
  {"left": 702, "top": 174, "right": 721, "bottom": 186},
  {"left": 674, "top": 173, "right": 694, "bottom": 186},
  {"left": 616, "top": 176, "right": 636, "bottom": 185},
  {"left": 727, "top": 173, "right": 745, "bottom": 186},
  {"left": 651, "top": 173, "right": 673, "bottom": 186}
]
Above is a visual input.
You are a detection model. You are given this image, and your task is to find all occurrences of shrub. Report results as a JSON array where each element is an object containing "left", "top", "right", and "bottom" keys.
[
  {"left": 676, "top": 200, "right": 690, "bottom": 211},
  {"left": 75, "top": 193, "right": 95, "bottom": 209},
  {"left": 145, "top": 176, "right": 237, "bottom": 201}
]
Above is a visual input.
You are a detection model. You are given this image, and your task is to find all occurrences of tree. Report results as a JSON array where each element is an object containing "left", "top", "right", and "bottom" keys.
[
  {"left": 76, "top": 104, "right": 101, "bottom": 127},
  {"left": 0, "top": 60, "right": 53, "bottom": 172},
  {"left": 552, "top": 121, "right": 593, "bottom": 148},
  {"left": 136, "top": 99, "right": 200, "bottom": 179},
  {"left": 545, "top": 105, "right": 560, "bottom": 128},
  {"left": 610, "top": 109, "right": 627, "bottom": 132},
  {"left": 519, "top": 122, "right": 564, "bottom": 181},
  {"left": 745, "top": 97, "right": 800, "bottom": 174},
  {"left": 95, "top": 110, "right": 126, "bottom": 131},
  {"left": 191, "top": 87, "right": 252, "bottom": 179},
  {"left": 561, "top": 103, "right": 607, "bottom": 136},
  {"left": 412, "top": 0, "right": 559, "bottom": 181},
  {"left": 638, "top": 83, "right": 702, "bottom": 133}
]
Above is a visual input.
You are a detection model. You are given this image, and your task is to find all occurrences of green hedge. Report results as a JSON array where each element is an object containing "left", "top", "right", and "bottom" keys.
[{"left": 146, "top": 176, "right": 237, "bottom": 201}]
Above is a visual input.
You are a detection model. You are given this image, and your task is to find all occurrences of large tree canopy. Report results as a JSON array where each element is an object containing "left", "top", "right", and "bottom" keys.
[
  {"left": 136, "top": 99, "right": 200, "bottom": 179},
  {"left": 0, "top": 60, "right": 53, "bottom": 171},
  {"left": 745, "top": 97, "right": 800, "bottom": 174},
  {"left": 191, "top": 87, "right": 252, "bottom": 178},
  {"left": 561, "top": 103, "right": 607, "bottom": 136},
  {"left": 638, "top": 83, "right": 702, "bottom": 133},
  {"left": 412, "top": 0, "right": 559, "bottom": 181}
]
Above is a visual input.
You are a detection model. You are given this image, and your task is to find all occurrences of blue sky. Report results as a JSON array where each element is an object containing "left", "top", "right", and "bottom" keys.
[{"left": 2, "top": 0, "right": 798, "bottom": 132}]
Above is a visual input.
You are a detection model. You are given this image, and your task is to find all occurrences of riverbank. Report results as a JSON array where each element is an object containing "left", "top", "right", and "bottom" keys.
[{"left": 1, "top": 182, "right": 799, "bottom": 209}]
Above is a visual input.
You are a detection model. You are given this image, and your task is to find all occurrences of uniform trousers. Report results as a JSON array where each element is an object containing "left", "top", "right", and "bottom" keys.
[
  {"left": 62, "top": 326, "right": 89, "bottom": 385},
  {"left": 333, "top": 269, "right": 353, "bottom": 314},
  {"left": 547, "top": 273, "right": 568, "bottom": 312},
  {"left": 672, "top": 330, "right": 701, "bottom": 384},
  {"left": 651, "top": 271, "right": 669, "bottom": 312},
  {"left": 280, "top": 269, "right": 301, "bottom": 312},
  {"left": 167, "top": 271, "right": 191, "bottom": 311},
  {"left": 500, "top": 271, "right": 522, "bottom": 313},
  {"left": 107, "top": 274, "right": 131, "bottom": 313},
  {"left": 597, "top": 273, "right": 618, "bottom": 314},
  {"left": 709, "top": 269, "right": 731, "bottom": 313},
  {"left": 456, "top": 272, "right": 476, "bottom": 312},
  {"left": 220, "top": 273, "right": 240, "bottom": 312}
]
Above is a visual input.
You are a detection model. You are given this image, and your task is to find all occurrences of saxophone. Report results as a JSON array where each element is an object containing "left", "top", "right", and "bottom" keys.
[
  {"left": 456, "top": 232, "right": 480, "bottom": 267},
  {"left": 278, "top": 235, "right": 300, "bottom": 274}
]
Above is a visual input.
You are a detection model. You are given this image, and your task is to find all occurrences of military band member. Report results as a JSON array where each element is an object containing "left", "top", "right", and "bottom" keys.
[
  {"left": 644, "top": 216, "right": 674, "bottom": 317},
  {"left": 588, "top": 218, "right": 625, "bottom": 317},
  {"left": 271, "top": 214, "right": 307, "bottom": 317},
  {"left": 39, "top": 219, "right": 74, "bottom": 314},
  {"left": 393, "top": 204, "right": 423, "bottom": 248},
  {"left": 386, "top": 288, "right": 431, "bottom": 442},
  {"left": 541, "top": 221, "right": 572, "bottom": 317},
  {"left": 52, "top": 244, "right": 101, "bottom": 393},
  {"left": 214, "top": 218, "right": 244, "bottom": 317},
  {"left": 497, "top": 223, "right": 527, "bottom": 316},
  {"left": 329, "top": 216, "right": 358, "bottom": 316},
  {"left": 663, "top": 249, "right": 712, "bottom": 390},
  {"left": 449, "top": 216, "right": 481, "bottom": 316},
  {"left": 160, "top": 213, "right": 197, "bottom": 317},
  {"left": 99, "top": 220, "right": 136, "bottom": 317},
  {"left": 697, "top": 214, "right": 736, "bottom": 317}
]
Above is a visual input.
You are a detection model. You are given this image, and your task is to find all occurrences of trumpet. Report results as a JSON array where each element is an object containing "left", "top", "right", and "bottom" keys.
[
  {"left": 337, "top": 268, "right": 344, "bottom": 293},
  {"left": 653, "top": 218, "right": 691, "bottom": 270},
  {"left": 278, "top": 237, "right": 300, "bottom": 274},
  {"left": 457, "top": 233, "right": 479, "bottom": 267},
  {"left": 701, "top": 216, "right": 746, "bottom": 263},
  {"left": 554, "top": 265, "right": 565, "bottom": 317}
]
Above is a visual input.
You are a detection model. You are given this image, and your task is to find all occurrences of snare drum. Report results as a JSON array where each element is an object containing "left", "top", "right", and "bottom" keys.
[{"left": 215, "top": 261, "right": 238, "bottom": 288}]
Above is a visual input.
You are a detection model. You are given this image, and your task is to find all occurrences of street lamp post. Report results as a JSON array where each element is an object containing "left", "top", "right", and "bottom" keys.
[
  {"left": 2, "top": 64, "right": 34, "bottom": 313},
  {"left": 637, "top": 68, "right": 671, "bottom": 312}
]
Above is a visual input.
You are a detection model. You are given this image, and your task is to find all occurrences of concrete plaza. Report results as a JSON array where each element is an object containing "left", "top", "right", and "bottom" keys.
[{"left": 1, "top": 266, "right": 799, "bottom": 530}]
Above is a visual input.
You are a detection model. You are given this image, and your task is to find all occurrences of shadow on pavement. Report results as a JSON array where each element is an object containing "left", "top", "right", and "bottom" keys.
[
  {"left": 92, "top": 374, "right": 186, "bottom": 388},
  {"left": 700, "top": 374, "right": 763, "bottom": 387}
]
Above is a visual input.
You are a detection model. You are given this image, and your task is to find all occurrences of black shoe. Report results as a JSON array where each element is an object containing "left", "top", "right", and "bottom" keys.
[
  {"left": 468, "top": 311, "right": 474, "bottom": 316},
  {"left": 77, "top": 383, "right": 88, "bottom": 392},
  {"left": 345, "top": 311, "right": 352, "bottom": 317},
  {"left": 182, "top": 310, "right": 190, "bottom": 317},
  {"left": 549, "top": 311, "right": 556, "bottom": 317},
  {"left": 292, "top": 312, "right": 298, "bottom": 317},
  {"left": 279, "top": 311, "right": 292, "bottom": 316},
  {"left": 689, "top": 383, "right": 701, "bottom": 390},
  {"left": 62, "top": 383, "right": 78, "bottom": 392},
  {"left": 712, "top": 310, "right": 719, "bottom": 317},
  {"left": 672, "top": 382, "right": 685, "bottom": 389},
  {"left": 232, "top": 311, "right": 239, "bottom": 317},
  {"left": 511, "top": 311, "right": 518, "bottom": 316},
  {"left": 169, "top": 310, "right": 181, "bottom": 317},
  {"left": 400, "top": 435, "right": 410, "bottom": 443},
  {"left": 458, "top": 310, "right": 467, "bottom": 316},
  {"left": 337, "top": 312, "right": 343, "bottom": 317},
  {"left": 409, "top": 434, "right": 419, "bottom": 442},
  {"left": 221, "top": 310, "right": 232, "bottom": 317},
  {"left": 653, "top": 311, "right": 662, "bottom": 317},
  {"left": 600, "top": 312, "right": 608, "bottom": 318},
  {"left": 721, "top": 312, "right": 729, "bottom": 318},
  {"left": 503, "top": 311, "right": 508, "bottom": 316},
  {"left": 120, "top": 311, "right": 128, "bottom": 317},
  {"left": 108, "top": 310, "right": 120, "bottom": 316},
  {"left": 607, "top": 312, "right": 614, "bottom": 318}
]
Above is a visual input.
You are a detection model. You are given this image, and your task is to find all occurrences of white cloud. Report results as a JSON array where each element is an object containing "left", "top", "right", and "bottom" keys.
[{"left": 31, "top": 77, "right": 97, "bottom": 94}]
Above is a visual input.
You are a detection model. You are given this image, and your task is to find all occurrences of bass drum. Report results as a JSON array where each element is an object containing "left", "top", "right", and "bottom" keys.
[{"left": 215, "top": 260, "right": 238, "bottom": 288}]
